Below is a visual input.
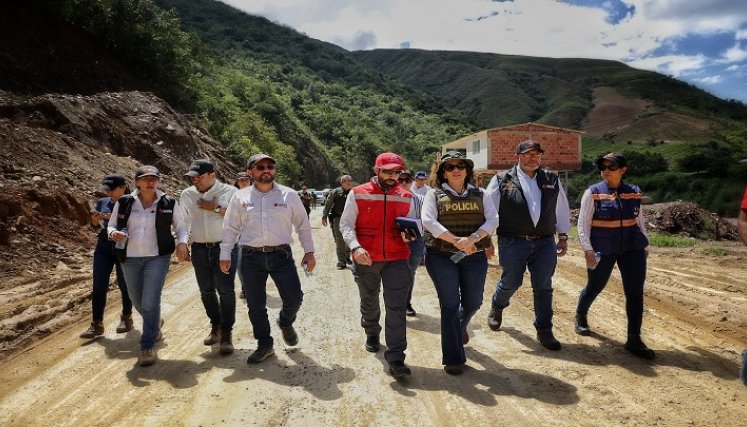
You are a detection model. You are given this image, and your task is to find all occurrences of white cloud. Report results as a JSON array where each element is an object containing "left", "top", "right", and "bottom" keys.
[
  {"left": 627, "top": 54, "right": 708, "bottom": 76},
  {"left": 719, "top": 43, "right": 747, "bottom": 63},
  {"left": 692, "top": 75, "right": 722, "bottom": 84}
]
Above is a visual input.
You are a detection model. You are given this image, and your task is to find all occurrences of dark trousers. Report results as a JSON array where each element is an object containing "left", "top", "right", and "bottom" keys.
[
  {"left": 577, "top": 249, "right": 646, "bottom": 336},
  {"left": 353, "top": 260, "right": 410, "bottom": 364},
  {"left": 330, "top": 216, "right": 351, "bottom": 265},
  {"left": 191, "top": 243, "right": 237, "bottom": 332},
  {"left": 239, "top": 247, "right": 304, "bottom": 348},
  {"left": 491, "top": 235, "right": 558, "bottom": 331},
  {"left": 91, "top": 240, "right": 131, "bottom": 321},
  {"left": 425, "top": 250, "right": 487, "bottom": 365},
  {"left": 406, "top": 237, "right": 425, "bottom": 305}
]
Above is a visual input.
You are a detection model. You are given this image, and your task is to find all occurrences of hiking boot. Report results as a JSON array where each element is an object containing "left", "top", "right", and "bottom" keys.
[
  {"left": 246, "top": 346, "right": 275, "bottom": 364},
  {"left": 575, "top": 312, "right": 591, "bottom": 336},
  {"left": 336, "top": 262, "right": 347, "bottom": 270},
  {"left": 138, "top": 348, "right": 156, "bottom": 367},
  {"left": 537, "top": 329, "right": 562, "bottom": 351},
  {"left": 444, "top": 364, "right": 464, "bottom": 375},
  {"left": 80, "top": 321, "right": 104, "bottom": 339},
  {"left": 277, "top": 319, "right": 299, "bottom": 346},
  {"left": 406, "top": 304, "right": 417, "bottom": 317},
  {"left": 487, "top": 306, "right": 503, "bottom": 331},
  {"left": 116, "top": 314, "right": 133, "bottom": 333},
  {"left": 625, "top": 335, "right": 655, "bottom": 360},
  {"left": 365, "top": 335, "right": 380, "bottom": 352},
  {"left": 204, "top": 325, "right": 221, "bottom": 346},
  {"left": 462, "top": 330, "right": 470, "bottom": 345},
  {"left": 388, "top": 361, "right": 412, "bottom": 379},
  {"left": 219, "top": 331, "right": 234, "bottom": 355}
]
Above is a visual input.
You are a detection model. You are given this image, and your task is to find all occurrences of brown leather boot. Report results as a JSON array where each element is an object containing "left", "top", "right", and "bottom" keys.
[
  {"left": 204, "top": 325, "right": 221, "bottom": 346},
  {"left": 219, "top": 331, "right": 234, "bottom": 355},
  {"left": 80, "top": 321, "right": 104, "bottom": 339},
  {"left": 116, "top": 314, "right": 133, "bottom": 333}
]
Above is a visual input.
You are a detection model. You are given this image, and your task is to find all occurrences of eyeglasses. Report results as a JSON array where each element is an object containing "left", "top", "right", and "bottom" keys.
[
  {"left": 598, "top": 164, "right": 620, "bottom": 171},
  {"left": 380, "top": 169, "right": 403, "bottom": 176},
  {"left": 443, "top": 162, "right": 468, "bottom": 172},
  {"left": 398, "top": 177, "right": 412, "bottom": 184},
  {"left": 520, "top": 152, "right": 542, "bottom": 159},
  {"left": 253, "top": 164, "right": 276, "bottom": 171}
]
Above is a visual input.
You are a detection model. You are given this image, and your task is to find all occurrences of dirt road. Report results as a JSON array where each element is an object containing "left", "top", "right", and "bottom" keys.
[{"left": 1, "top": 209, "right": 745, "bottom": 426}]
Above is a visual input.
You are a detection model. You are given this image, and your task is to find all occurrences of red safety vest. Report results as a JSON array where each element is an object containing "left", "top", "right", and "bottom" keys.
[{"left": 353, "top": 178, "right": 412, "bottom": 262}]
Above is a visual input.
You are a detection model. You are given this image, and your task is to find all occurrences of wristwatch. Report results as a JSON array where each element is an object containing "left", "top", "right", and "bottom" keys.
[
  {"left": 470, "top": 232, "right": 481, "bottom": 240},
  {"left": 213, "top": 206, "right": 222, "bottom": 213}
]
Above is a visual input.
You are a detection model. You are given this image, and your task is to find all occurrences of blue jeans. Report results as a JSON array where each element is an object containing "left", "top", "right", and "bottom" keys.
[
  {"left": 491, "top": 235, "right": 558, "bottom": 331},
  {"left": 91, "top": 238, "right": 131, "bottom": 321},
  {"left": 191, "top": 243, "right": 237, "bottom": 332},
  {"left": 426, "top": 249, "right": 488, "bottom": 365},
  {"left": 121, "top": 255, "right": 171, "bottom": 350},
  {"left": 239, "top": 247, "right": 303, "bottom": 348},
  {"left": 352, "top": 260, "right": 410, "bottom": 364},
  {"left": 406, "top": 237, "right": 425, "bottom": 305},
  {"left": 577, "top": 249, "right": 646, "bottom": 336}
]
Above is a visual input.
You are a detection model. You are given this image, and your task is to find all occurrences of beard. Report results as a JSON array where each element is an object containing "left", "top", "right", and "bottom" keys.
[{"left": 255, "top": 173, "right": 275, "bottom": 184}]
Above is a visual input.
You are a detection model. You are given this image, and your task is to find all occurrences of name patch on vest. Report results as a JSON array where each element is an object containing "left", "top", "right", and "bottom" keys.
[
  {"left": 542, "top": 183, "right": 556, "bottom": 189},
  {"left": 158, "top": 209, "right": 173, "bottom": 214},
  {"left": 444, "top": 201, "right": 480, "bottom": 212}
]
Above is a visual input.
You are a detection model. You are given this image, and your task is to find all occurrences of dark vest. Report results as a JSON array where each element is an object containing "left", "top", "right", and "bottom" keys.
[
  {"left": 329, "top": 187, "right": 349, "bottom": 217},
  {"left": 589, "top": 181, "right": 648, "bottom": 255},
  {"left": 495, "top": 166, "right": 559, "bottom": 236},
  {"left": 115, "top": 194, "right": 177, "bottom": 262},
  {"left": 424, "top": 188, "right": 491, "bottom": 253}
]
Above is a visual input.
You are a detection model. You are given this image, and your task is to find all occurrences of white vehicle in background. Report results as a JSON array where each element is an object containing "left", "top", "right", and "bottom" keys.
[{"left": 313, "top": 188, "right": 331, "bottom": 204}]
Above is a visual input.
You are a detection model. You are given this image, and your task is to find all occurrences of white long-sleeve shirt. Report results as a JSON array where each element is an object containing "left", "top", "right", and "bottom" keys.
[
  {"left": 486, "top": 167, "right": 571, "bottom": 234},
  {"left": 576, "top": 188, "right": 649, "bottom": 251},
  {"left": 107, "top": 189, "right": 188, "bottom": 257},
  {"left": 220, "top": 182, "right": 314, "bottom": 260},
  {"left": 340, "top": 179, "right": 418, "bottom": 250},
  {"left": 421, "top": 183, "right": 499, "bottom": 239},
  {"left": 180, "top": 181, "right": 236, "bottom": 243}
]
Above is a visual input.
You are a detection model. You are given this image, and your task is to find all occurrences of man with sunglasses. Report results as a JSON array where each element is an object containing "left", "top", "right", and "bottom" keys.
[
  {"left": 322, "top": 175, "right": 354, "bottom": 270},
  {"left": 220, "top": 153, "right": 316, "bottom": 364},
  {"left": 485, "top": 140, "right": 570, "bottom": 351},
  {"left": 340, "top": 152, "right": 418, "bottom": 379},
  {"left": 181, "top": 159, "right": 238, "bottom": 354}
]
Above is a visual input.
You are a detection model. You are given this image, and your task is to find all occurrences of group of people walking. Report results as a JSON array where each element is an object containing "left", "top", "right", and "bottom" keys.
[{"left": 81, "top": 140, "right": 656, "bottom": 377}]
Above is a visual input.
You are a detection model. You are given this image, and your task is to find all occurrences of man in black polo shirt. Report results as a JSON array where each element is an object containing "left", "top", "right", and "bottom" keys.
[{"left": 485, "top": 140, "right": 570, "bottom": 350}]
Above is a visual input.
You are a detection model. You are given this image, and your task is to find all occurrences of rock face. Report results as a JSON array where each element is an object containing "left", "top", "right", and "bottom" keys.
[{"left": 0, "top": 90, "right": 238, "bottom": 279}]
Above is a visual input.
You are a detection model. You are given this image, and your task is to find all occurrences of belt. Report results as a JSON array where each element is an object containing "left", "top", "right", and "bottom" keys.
[
  {"left": 512, "top": 234, "right": 550, "bottom": 240},
  {"left": 242, "top": 244, "right": 291, "bottom": 253},
  {"left": 192, "top": 241, "right": 222, "bottom": 247},
  {"left": 591, "top": 218, "right": 638, "bottom": 228}
]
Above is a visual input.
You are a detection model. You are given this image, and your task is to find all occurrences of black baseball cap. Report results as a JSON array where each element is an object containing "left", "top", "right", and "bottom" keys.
[
  {"left": 517, "top": 140, "right": 544, "bottom": 154},
  {"left": 134, "top": 165, "right": 160, "bottom": 179},
  {"left": 184, "top": 159, "right": 215, "bottom": 177},
  {"left": 100, "top": 174, "right": 126, "bottom": 191},
  {"left": 596, "top": 152, "right": 627, "bottom": 168}
]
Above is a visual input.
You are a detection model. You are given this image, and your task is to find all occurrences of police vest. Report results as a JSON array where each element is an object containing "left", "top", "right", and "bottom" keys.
[
  {"left": 115, "top": 194, "right": 177, "bottom": 262},
  {"left": 424, "top": 188, "right": 491, "bottom": 253},
  {"left": 495, "top": 165, "right": 559, "bottom": 237},
  {"left": 353, "top": 179, "right": 412, "bottom": 262},
  {"left": 589, "top": 181, "right": 648, "bottom": 255}
]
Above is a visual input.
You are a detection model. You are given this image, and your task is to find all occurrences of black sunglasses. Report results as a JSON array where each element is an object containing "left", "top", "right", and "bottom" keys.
[
  {"left": 598, "top": 164, "right": 620, "bottom": 171},
  {"left": 254, "top": 164, "right": 276, "bottom": 171},
  {"left": 398, "top": 177, "right": 412, "bottom": 183},
  {"left": 444, "top": 162, "right": 468, "bottom": 172}
]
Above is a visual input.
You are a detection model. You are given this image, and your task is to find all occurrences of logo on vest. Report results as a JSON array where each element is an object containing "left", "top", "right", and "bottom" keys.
[{"left": 444, "top": 201, "right": 480, "bottom": 212}]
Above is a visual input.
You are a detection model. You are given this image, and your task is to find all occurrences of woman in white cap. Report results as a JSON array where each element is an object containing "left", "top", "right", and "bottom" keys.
[
  {"left": 108, "top": 165, "right": 189, "bottom": 366},
  {"left": 80, "top": 174, "right": 133, "bottom": 339}
]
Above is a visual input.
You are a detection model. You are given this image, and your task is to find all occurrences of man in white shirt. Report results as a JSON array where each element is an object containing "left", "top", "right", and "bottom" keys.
[
  {"left": 181, "top": 159, "right": 237, "bottom": 355},
  {"left": 220, "top": 154, "right": 316, "bottom": 364},
  {"left": 485, "top": 140, "right": 571, "bottom": 351},
  {"left": 410, "top": 171, "right": 431, "bottom": 196}
]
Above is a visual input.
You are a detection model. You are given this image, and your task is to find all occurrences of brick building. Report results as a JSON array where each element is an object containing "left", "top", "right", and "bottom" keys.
[{"left": 441, "top": 123, "right": 583, "bottom": 174}]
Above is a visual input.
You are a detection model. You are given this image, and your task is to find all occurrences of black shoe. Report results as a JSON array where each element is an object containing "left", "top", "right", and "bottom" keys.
[
  {"left": 487, "top": 306, "right": 502, "bottom": 331},
  {"left": 388, "top": 361, "right": 412, "bottom": 379},
  {"left": 444, "top": 364, "right": 464, "bottom": 375},
  {"left": 277, "top": 319, "right": 299, "bottom": 346},
  {"left": 406, "top": 304, "right": 416, "bottom": 317},
  {"left": 537, "top": 329, "right": 562, "bottom": 351},
  {"left": 365, "top": 335, "right": 380, "bottom": 352},
  {"left": 336, "top": 262, "right": 346, "bottom": 270},
  {"left": 575, "top": 312, "right": 591, "bottom": 336},
  {"left": 247, "top": 346, "right": 275, "bottom": 364},
  {"left": 625, "top": 336, "right": 655, "bottom": 360}
]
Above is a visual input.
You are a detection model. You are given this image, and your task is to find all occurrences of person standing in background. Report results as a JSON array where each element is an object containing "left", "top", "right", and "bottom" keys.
[
  {"left": 80, "top": 174, "right": 133, "bottom": 339},
  {"left": 234, "top": 171, "right": 252, "bottom": 300},
  {"left": 410, "top": 171, "right": 431, "bottom": 197},
  {"left": 485, "top": 140, "right": 570, "bottom": 351},
  {"left": 322, "top": 175, "right": 354, "bottom": 270},
  {"left": 108, "top": 165, "right": 189, "bottom": 367},
  {"left": 181, "top": 159, "right": 238, "bottom": 355},
  {"left": 398, "top": 170, "right": 424, "bottom": 316},
  {"left": 299, "top": 186, "right": 314, "bottom": 217}
]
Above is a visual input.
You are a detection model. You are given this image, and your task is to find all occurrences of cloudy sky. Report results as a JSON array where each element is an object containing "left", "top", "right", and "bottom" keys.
[{"left": 223, "top": 0, "right": 747, "bottom": 103}]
